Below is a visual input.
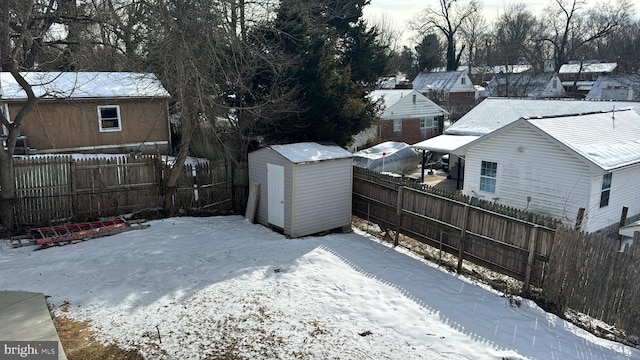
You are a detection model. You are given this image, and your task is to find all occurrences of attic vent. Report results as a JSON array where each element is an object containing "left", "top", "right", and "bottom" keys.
[{"left": 412, "top": 94, "right": 417, "bottom": 104}]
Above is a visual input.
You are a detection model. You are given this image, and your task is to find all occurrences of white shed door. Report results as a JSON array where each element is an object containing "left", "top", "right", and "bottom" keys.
[{"left": 267, "top": 163, "right": 285, "bottom": 228}]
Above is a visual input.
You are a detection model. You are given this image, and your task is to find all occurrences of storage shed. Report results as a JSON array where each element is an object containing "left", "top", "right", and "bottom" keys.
[{"left": 248, "top": 142, "right": 353, "bottom": 238}]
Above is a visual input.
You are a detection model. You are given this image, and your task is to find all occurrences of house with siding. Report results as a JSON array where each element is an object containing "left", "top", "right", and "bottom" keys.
[
  {"left": 452, "top": 109, "right": 640, "bottom": 233},
  {"left": 586, "top": 74, "right": 640, "bottom": 101},
  {"left": 412, "top": 71, "right": 476, "bottom": 120},
  {"left": 413, "top": 98, "right": 640, "bottom": 185},
  {"left": 1, "top": 72, "right": 171, "bottom": 154},
  {"left": 369, "top": 89, "right": 449, "bottom": 145},
  {"left": 487, "top": 72, "right": 565, "bottom": 98},
  {"left": 558, "top": 61, "right": 618, "bottom": 96}
]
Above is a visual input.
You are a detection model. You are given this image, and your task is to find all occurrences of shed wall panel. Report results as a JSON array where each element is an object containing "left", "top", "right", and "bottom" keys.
[{"left": 291, "top": 159, "right": 353, "bottom": 237}]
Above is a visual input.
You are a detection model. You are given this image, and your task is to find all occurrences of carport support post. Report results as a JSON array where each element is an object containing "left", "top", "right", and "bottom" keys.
[
  {"left": 394, "top": 186, "right": 404, "bottom": 246},
  {"left": 522, "top": 225, "right": 539, "bottom": 295},
  {"left": 457, "top": 204, "right": 470, "bottom": 274},
  {"left": 421, "top": 150, "right": 427, "bottom": 182}
]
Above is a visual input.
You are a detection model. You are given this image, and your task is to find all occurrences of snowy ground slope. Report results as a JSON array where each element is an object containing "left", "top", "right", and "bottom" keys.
[{"left": 1, "top": 216, "right": 638, "bottom": 359}]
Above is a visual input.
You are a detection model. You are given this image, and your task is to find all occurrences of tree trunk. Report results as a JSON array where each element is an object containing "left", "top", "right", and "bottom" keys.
[{"left": 0, "top": 153, "right": 15, "bottom": 231}]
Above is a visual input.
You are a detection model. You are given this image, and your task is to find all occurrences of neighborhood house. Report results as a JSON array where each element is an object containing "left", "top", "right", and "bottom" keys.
[
  {"left": 452, "top": 109, "right": 640, "bottom": 233},
  {"left": 1, "top": 72, "right": 171, "bottom": 155}
]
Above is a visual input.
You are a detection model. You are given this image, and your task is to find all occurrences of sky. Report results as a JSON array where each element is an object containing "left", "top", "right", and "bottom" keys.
[
  {"left": 2, "top": 215, "right": 638, "bottom": 359},
  {"left": 362, "top": 0, "right": 550, "bottom": 45}
]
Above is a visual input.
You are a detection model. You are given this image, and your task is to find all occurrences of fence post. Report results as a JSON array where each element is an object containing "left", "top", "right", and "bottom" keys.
[
  {"left": 522, "top": 224, "right": 539, "bottom": 295},
  {"left": 457, "top": 204, "right": 470, "bottom": 274},
  {"left": 394, "top": 186, "right": 403, "bottom": 246},
  {"left": 70, "top": 158, "right": 77, "bottom": 220},
  {"left": 617, "top": 206, "right": 628, "bottom": 245}
]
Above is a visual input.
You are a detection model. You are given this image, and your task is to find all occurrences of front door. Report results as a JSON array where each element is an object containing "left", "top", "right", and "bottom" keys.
[{"left": 267, "top": 163, "right": 285, "bottom": 228}]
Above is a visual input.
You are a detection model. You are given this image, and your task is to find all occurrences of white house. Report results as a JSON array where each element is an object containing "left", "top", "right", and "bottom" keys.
[
  {"left": 586, "top": 74, "right": 640, "bottom": 101},
  {"left": 452, "top": 109, "right": 640, "bottom": 233},
  {"left": 413, "top": 98, "right": 640, "bottom": 183}
]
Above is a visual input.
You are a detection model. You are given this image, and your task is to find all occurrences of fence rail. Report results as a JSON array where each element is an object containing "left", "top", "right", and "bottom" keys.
[{"left": 7, "top": 155, "right": 236, "bottom": 228}]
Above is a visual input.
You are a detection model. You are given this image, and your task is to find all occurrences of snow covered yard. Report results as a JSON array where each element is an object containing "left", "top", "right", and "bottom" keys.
[{"left": 1, "top": 216, "right": 638, "bottom": 359}]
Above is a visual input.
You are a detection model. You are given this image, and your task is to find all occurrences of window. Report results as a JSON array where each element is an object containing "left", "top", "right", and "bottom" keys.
[
  {"left": 480, "top": 161, "right": 497, "bottom": 193},
  {"left": 461, "top": 77, "right": 466, "bottom": 85},
  {"left": 98, "top": 105, "right": 122, "bottom": 132},
  {"left": 393, "top": 119, "right": 402, "bottom": 132},
  {"left": 438, "top": 92, "right": 447, "bottom": 102},
  {"left": 420, "top": 117, "right": 434, "bottom": 129},
  {"left": 552, "top": 79, "right": 558, "bottom": 88},
  {"left": 600, "top": 172, "right": 612, "bottom": 208}
]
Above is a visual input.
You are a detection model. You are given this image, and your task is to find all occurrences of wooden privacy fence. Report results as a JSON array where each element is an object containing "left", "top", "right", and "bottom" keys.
[
  {"left": 352, "top": 167, "right": 558, "bottom": 291},
  {"left": 9, "top": 155, "right": 235, "bottom": 228},
  {"left": 543, "top": 227, "right": 640, "bottom": 339}
]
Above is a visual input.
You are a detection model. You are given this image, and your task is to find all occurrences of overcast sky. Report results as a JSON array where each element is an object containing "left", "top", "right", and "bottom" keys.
[{"left": 362, "top": 0, "right": 550, "bottom": 45}]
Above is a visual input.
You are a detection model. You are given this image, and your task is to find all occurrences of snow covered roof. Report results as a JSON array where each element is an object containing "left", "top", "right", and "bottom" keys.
[
  {"left": 445, "top": 98, "right": 640, "bottom": 136},
  {"left": 412, "top": 135, "right": 480, "bottom": 153},
  {"left": 488, "top": 72, "right": 564, "bottom": 98},
  {"left": 456, "top": 109, "right": 640, "bottom": 171},
  {"left": 559, "top": 62, "right": 617, "bottom": 74},
  {"left": 412, "top": 71, "right": 464, "bottom": 93},
  {"left": 586, "top": 74, "right": 640, "bottom": 101},
  {"left": 527, "top": 109, "right": 640, "bottom": 170},
  {"left": 269, "top": 142, "right": 352, "bottom": 163},
  {"left": 353, "top": 141, "right": 411, "bottom": 160},
  {"left": 369, "top": 89, "right": 449, "bottom": 119},
  {"left": 0, "top": 72, "right": 170, "bottom": 100}
]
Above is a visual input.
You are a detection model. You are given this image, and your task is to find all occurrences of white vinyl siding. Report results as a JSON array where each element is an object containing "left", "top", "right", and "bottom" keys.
[
  {"left": 584, "top": 166, "right": 640, "bottom": 232},
  {"left": 463, "top": 124, "right": 591, "bottom": 226},
  {"left": 248, "top": 146, "right": 352, "bottom": 238}
]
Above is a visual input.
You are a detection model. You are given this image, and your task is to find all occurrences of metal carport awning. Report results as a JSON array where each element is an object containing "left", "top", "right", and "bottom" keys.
[
  {"left": 411, "top": 134, "right": 480, "bottom": 184},
  {"left": 412, "top": 135, "right": 480, "bottom": 153}
]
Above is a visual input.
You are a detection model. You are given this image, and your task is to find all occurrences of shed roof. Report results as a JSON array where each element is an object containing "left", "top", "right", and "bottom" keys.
[
  {"left": 1, "top": 72, "right": 170, "bottom": 99},
  {"left": 455, "top": 109, "right": 640, "bottom": 171},
  {"left": 445, "top": 98, "right": 640, "bottom": 136},
  {"left": 269, "top": 142, "right": 352, "bottom": 164}
]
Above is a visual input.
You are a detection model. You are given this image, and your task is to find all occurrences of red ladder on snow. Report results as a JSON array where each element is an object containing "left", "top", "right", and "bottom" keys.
[{"left": 10, "top": 218, "right": 148, "bottom": 248}]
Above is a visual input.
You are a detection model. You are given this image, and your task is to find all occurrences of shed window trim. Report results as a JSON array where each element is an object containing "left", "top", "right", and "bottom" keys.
[
  {"left": 600, "top": 172, "right": 612, "bottom": 208},
  {"left": 98, "top": 105, "right": 122, "bottom": 132},
  {"left": 479, "top": 160, "right": 497, "bottom": 194}
]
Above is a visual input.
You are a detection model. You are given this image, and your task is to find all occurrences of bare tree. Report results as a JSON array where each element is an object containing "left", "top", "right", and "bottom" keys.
[
  {"left": 460, "top": 12, "right": 487, "bottom": 73},
  {"left": 412, "top": 0, "right": 481, "bottom": 71},
  {"left": 542, "top": 0, "right": 634, "bottom": 71}
]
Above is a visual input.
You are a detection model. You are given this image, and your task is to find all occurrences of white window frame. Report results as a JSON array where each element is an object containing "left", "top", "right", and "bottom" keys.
[
  {"left": 97, "top": 105, "right": 122, "bottom": 132},
  {"left": 420, "top": 117, "right": 434, "bottom": 129},
  {"left": 393, "top": 119, "right": 402, "bottom": 132},
  {"left": 479, "top": 160, "right": 498, "bottom": 194}
]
